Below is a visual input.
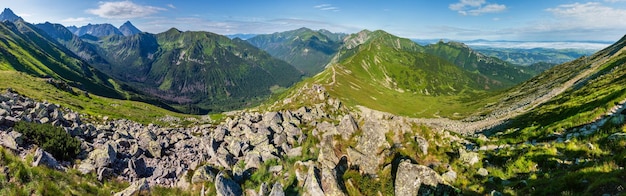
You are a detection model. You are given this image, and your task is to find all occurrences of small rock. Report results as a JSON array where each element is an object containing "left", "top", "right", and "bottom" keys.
[
  {"left": 443, "top": 170, "right": 457, "bottom": 183},
  {"left": 0, "top": 108, "right": 8, "bottom": 116},
  {"left": 269, "top": 165, "right": 283, "bottom": 173},
  {"left": 192, "top": 165, "right": 217, "bottom": 184},
  {"left": 459, "top": 148, "right": 480, "bottom": 166},
  {"left": 114, "top": 178, "right": 149, "bottom": 196},
  {"left": 269, "top": 182, "right": 285, "bottom": 196},
  {"left": 286, "top": 146, "right": 302, "bottom": 158},
  {"left": 3, "top": 116, "right": 17, "bottom": 127},
  {"left": 147, "top": 141, "right": 162, "bottom": 158},
  {"left": 477, "top": 168, "right": 489, "bottom": 177},
  {"left": 0, "top": 132, "right": 20, "bottom": 151}
]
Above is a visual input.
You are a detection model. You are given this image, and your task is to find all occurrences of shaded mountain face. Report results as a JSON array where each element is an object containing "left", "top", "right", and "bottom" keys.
[
  {"left": 73, "top": 23, "right": 123, "bottom": 37},
  {"left": 0, "top": 8, "right": 21, "bottom": 22},
  {"left": 0, "top": 20, "right": 124, "bottom": 98},
  {"left": 247, "top": 28, "right": 346, "bottom": 76},
  {"left": 34, "top": 22, "right": 110, "bottom": 65},
  {"left": 79, "top": 28, "right": 303, "bottom": 113},
  {"left": 119, "top": 21, "right": 141, "bottom": 36},
  {"left": 424, "top": 41, "right": 534, "bottom": 88}
]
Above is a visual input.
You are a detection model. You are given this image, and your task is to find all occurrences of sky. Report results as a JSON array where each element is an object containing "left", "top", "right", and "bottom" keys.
[{"left": 3, "top": 0, "right": 626, "bottom": 42}]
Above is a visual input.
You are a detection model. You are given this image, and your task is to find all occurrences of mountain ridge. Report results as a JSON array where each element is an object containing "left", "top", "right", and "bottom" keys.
[{"left": 247, "top": 27, "right": 346, "bottom": 76}]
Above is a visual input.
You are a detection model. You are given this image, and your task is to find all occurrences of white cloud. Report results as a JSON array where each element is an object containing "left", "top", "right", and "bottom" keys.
[
  {"left": 167, "top": 4, "right": 176, "bottom": 9},
  {"left": 545, "top": 2, "right": 626, "bottom": 29},
  {"left": 449, "top": 0, "right": 506, "bottom": 16},
  {"left": 314, "top": 4, "right": 340, "bottom": 12},
  {"left": 86, "top": 1, "right": 166, "bottom": 19}
]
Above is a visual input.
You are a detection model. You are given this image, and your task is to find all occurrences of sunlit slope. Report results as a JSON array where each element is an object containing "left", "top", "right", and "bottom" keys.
[
  {"left": 0, "top": 20, "right": 123, "bottom": 98},
  {"left": 493, "top": 34, "right": 626, "bottom": 142},
  {"left": 291, "top": 30, "right": 504, "bottom": 118}
]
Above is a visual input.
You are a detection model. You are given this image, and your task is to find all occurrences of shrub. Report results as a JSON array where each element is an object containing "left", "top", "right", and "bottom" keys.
[{"left": 13, "top": 121, "right": 81, "bottom": 161}]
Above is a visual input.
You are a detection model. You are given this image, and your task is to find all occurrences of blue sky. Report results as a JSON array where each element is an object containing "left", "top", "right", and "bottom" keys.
[{"left": 3, "top": 0, "right": 626, "bottom": 41}]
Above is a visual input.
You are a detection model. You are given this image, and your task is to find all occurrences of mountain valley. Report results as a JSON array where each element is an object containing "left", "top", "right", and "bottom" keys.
[{"left": 0, "top": 7, "right": 625, "bottom": 196}]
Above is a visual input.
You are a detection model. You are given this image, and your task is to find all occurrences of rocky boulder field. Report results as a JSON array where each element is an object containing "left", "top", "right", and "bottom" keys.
[{"left": 0, "top": 86, "right": 473, "bottom": 195}]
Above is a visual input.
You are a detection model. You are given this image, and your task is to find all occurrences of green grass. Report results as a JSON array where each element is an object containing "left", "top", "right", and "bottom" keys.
[
  {"left": 500, "top": 52, "right": 626, "bottom": 143},
  {"left": 0, "top": 71, "right": 198, "bottom": 125},
  {"left": 0, "top": 147, "right": 129, "bottom": 195}
]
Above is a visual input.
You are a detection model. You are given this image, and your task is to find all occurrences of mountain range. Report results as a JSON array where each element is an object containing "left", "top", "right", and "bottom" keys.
[
  {"left": 66, "top": 21, "right": 142, "bottom": 37},
  {"left": 247, "top": 27, "right": 346, "bottom": 76},
  {"left": 1, "top": 7, "right": 625, "bottom": 195}
]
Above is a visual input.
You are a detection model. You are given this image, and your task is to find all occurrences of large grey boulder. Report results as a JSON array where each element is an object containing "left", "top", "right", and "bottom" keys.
[
  {"left": 347, "top": 117, "right": 390, "bottom": 175},
  {"left": 303, "top": 165, "right": 325, "bottom": 196},
  {"left": 32, "top": 148, "right": 64, "bottom": 171},
  {"left": 128, "top": 157, "right": 149, "bottom": 178},
  {"left": 337, "top": 114, "right": 358, "bottom": 140},
  {"left": 215, "top": 171, "right": 243, "bottom": 196},
  {"left": 269, "top": 182, "right": 285, "bottom": 196},
  {"left": 394, "top": 160, "right": 458, "bottom": 196},
  {"left": 320, "top": 166, "right": 346, "bottom": 196},
  {"left": 79, "top": 143, "right": 117, "bottom": 174},
  {"left": 263, "top": 112, "right": 283, "bottom": 125},
  {"left": 0, "top": 131, "right": 22, "bottom": 151}
]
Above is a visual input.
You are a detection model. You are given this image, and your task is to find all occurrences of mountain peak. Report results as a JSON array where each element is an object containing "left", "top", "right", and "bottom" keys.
[
  {"left": 74, "top": 23, "right": 123, "bottom": 37},
  {"left": 119, "top": 21, "right": 141, "bottom": 36},
  {"left": 0, "top": 8, "right": 22, "bottom": 22}
]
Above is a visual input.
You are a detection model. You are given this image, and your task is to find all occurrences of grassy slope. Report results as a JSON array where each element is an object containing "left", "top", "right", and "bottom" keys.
[
  {"left": 494, "top": 35, "right": 626, "bottom": 143},
  {"left": 466, "top": 36, "right": 626, "bottom": 195},
  {"left": 0, "top": 21, "right": 124, "bottom": 99},
  {"left": 295, "top": 30, "right": 499, "bottom": 119},
  {"left": 0, "top": 71, "right": 198, "bottom": 125}
]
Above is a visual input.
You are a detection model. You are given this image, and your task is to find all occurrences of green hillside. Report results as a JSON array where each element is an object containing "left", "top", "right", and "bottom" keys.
[
  {"left": 247, "top": 27, "right": 345, "bottom": 76},
  {"left": 275, "top": 30, "right": 503, "bottom": 118},
  {"left": 424, "top": 41, "right": 535, "bottom": 88},
  {"left": 496, "top": 35, "right": 626, "bottom": 142},
  {"left": 80, "top": 28, "right": 303, "bottom": 114}
]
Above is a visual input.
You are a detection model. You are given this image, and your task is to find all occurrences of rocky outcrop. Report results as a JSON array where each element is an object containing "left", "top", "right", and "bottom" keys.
[{"left": 394, "top": 160, "right": 458, "bottom": 196}]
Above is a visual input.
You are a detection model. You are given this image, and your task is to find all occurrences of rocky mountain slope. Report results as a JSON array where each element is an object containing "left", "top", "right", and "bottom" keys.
[
  {"left": 72, "top": 23, "right": 123, "bottom": 37},
  {"left": 0, "top": 8, "right": 21, "bottom": 22},
  {"left": 247, "top": 28, "right": 346, "bottom": 76},
  {"left": 119, "top": 21, "right": 142, "bottom": 36}
]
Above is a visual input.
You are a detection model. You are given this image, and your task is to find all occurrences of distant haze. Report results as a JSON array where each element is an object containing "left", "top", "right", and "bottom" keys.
[{"left": 464, "top": 40, "right": 612, "bottom": 50}]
